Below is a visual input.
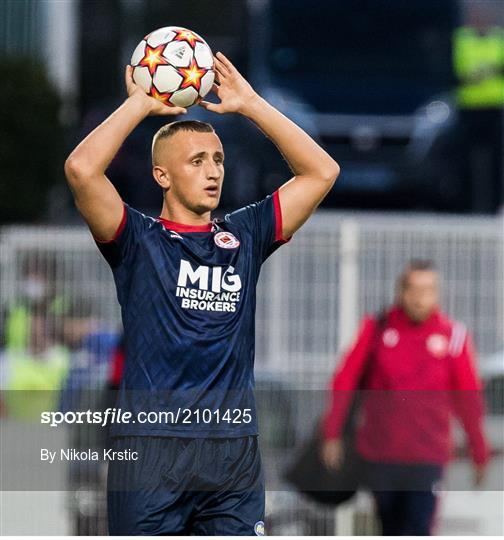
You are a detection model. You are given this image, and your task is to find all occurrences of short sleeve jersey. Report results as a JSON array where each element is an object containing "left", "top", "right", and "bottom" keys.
[{"left": 96, "top": 191, "right": 288, "bottom": 437}]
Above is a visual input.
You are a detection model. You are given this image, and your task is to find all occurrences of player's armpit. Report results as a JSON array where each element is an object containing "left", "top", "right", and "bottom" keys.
[
  {"left": 237, "top": 91, "right": 339, "bottom": 238},
  {"left": 277, "top": 171, "right": 338, "bottom": 238},
  {"left": 64, "top": 161, "right": 124, "bottom": 242}
]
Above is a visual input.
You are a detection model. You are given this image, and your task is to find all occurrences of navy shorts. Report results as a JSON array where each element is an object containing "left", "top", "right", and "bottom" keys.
[{"left": 107, "top": 435, "right": 265, "bottom": 536}]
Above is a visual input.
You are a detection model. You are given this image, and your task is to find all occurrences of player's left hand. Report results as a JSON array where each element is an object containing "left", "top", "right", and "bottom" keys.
[{"left": 199, "top": 52, "right": 259, "bottom": 115}]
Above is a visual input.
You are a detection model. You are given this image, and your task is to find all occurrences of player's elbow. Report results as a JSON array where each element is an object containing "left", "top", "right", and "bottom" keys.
[
  {"left": 328, "top": 160, "right": 341, "bottom": 184},
  {"left": 64, "top": 155, "right": 94, "bottom": 188},
  {"left": 318, "top": 159, "right": 340, "bottom": 186}
]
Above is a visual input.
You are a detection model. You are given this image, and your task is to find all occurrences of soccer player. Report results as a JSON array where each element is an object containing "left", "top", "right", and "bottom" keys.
[
  {"left": 65, "top": 52, "right": 339, "bottom": 535},
  {"left": 321, "top": 260, "right": 489, "bottom": 535}
]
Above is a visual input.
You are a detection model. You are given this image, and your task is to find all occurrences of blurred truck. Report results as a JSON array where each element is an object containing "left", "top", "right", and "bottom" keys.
[{"left": 212, "top": 0, "right": 463, "bottom": 212}]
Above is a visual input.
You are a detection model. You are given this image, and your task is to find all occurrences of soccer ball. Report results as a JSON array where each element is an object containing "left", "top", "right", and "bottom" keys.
[{"left": 130, "top": 26, "right": 215, "bottom": 108}]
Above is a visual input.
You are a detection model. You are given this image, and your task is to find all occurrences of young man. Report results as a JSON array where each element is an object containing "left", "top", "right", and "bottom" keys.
[
  {"left": 65, "top": 52, "right": 339, "bottom": 535},
  {"left": 321, "top": 260, "right": 489, "bottom": 535}
]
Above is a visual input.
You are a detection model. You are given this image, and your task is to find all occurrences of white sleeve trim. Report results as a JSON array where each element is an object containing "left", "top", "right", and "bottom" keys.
[{"left": 449, "top": 322, "right": 467, "bottom": 357}]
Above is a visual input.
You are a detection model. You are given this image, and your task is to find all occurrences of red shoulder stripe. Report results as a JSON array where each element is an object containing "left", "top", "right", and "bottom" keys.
[
  {"left": 94, "top": 203, "right": 127, "bottom": 244},
  {"left": 273, "top": 190, "right": 290, "bottom": 243}
]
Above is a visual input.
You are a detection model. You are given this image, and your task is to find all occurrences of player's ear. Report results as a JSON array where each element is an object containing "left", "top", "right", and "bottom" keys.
[{"left": 152, "top": 165, "right": 171, "bottom": 191}]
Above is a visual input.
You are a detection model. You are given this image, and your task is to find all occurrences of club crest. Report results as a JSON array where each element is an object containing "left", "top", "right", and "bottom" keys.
[
  {"left": 426, "top": 333, "right": 448, "bottom": 358},
  {"left": 214, "top": 231, "right": 240, "bottom": 249},
  {"left": 382, "top": 328, "right": 399, "bottom": 347},
  {"left": 254, "top": 521, "right": 265, "bottom": 536}
]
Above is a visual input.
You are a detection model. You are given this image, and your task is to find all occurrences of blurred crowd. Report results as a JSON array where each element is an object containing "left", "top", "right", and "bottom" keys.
[{"left": 0, "top": 253, "right": 119, "bottom": 419}]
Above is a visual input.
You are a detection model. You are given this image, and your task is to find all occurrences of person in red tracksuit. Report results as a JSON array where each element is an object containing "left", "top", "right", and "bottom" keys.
[{"left": 321, "top": 259, "right": 490, "bottom": 536}]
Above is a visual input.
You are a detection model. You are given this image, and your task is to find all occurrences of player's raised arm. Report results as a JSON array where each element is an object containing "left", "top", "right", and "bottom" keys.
[
  {"left": 64, "top": 66, "right": 187, "bottom": 241},
  {"left": 200, "top": 52, "right": 340, "bottom": 238}
]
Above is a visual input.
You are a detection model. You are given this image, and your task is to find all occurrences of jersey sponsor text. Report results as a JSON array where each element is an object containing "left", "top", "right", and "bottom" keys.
[{"left": 176, "top": 259, "right": 242, "bottom": 312}]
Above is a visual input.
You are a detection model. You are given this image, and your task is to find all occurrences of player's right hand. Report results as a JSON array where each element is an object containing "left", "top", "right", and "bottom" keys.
[
  {"left": 321, "top": 438, "right": 344, "bottom": 471},
  {"left": 125, "top": 65, "right": 187, "bottom": 116}
]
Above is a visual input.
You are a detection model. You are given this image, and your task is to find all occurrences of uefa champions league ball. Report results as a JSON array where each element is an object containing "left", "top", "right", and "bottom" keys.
[{"left": 130, "top": 26, "right": 215, "bottom": 108}]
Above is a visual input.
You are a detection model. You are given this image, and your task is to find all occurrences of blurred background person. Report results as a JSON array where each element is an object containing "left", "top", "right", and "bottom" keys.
[
  {"left": 3, "top": 252, "right": 60, "bottom": 353},
  {"left": 321, "top": 260, "right": 490, "bottom": 536},
  {"left": 1, "top": 252, "right": 70, "bottom": 419},
  {"left": 1, "top": 310, "right": 70, "bottom": 421},
  {"left": 453, "top": 0, "right": 504, "bottom": 212},
  {"left": 58, "top": 296, "right": 118, "bottom": 412}
]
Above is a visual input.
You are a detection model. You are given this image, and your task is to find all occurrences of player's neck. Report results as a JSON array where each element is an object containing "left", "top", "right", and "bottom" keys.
[{"left": 159, "top": 199, "right": 211, "bottom": 227}]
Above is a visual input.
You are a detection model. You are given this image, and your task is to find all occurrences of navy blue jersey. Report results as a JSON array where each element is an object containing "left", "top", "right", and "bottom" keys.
[{"left": 96, "top": 191, "right": 288, "bottom": 437}]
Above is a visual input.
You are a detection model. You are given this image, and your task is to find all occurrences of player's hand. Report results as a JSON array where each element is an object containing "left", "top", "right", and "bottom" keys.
[
  {"left": 473, "top": 463, "right": 487, "bottom": 487},
  {"left": 124, "top": 65, "right": 187, "bottom": 116},
  {"left": 199, "top": 52, "right": 259, "bottom": 115},
  {"left": 321, "top": 438, "right": 344, "bottom": 471}
]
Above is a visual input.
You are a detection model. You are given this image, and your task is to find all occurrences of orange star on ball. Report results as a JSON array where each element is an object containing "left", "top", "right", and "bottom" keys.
[
  {"left": 172, "top": 28, "right": 202, "bottom": 47},
  {"left": 178, "top": 59, "right": 206, "bottom": 92},
  {"left": 150, "top": 87, "right": 172, "bottom": 105},
  {"left": 139, "top": 44, "right": 169, "bottom": 76}
]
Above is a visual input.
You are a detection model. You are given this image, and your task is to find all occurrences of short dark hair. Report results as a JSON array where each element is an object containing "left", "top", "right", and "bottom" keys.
[
  {"left": 398, "top": 259, "right": 437, "bottom": 290},
  {"left": 151, "top": 120, "right": 215, "bottom": 166}
]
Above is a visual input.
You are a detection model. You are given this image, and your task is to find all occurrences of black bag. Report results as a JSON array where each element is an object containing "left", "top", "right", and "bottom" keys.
[
  {"left": 283, "top": 311, "right": 387, "bottom": 506},
  {"left": 284, "top": 423, "right": 363, "bottom": 505}
]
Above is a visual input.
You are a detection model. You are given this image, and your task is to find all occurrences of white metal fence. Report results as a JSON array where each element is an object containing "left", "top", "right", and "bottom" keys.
[
  {"left": 256, "top": 211, "right": 503, "bottom": 378},
  {"left": 1, "top": 211, "right": 503, "bottom": 535},
  {"left": 2, "top": 212, "right": 502, "bottom": 371}
]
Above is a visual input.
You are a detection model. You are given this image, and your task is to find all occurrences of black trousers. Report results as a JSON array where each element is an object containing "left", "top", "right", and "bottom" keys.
[{"left": 363, "top": 461, "right": 443, "bottom": 536}]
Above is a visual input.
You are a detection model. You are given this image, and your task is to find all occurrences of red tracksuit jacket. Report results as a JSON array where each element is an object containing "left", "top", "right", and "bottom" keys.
[{"left": 322, "top": 306, "right": 489, "bottom": 465}]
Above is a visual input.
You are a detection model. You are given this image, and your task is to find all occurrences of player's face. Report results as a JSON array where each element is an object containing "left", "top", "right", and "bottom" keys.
[
  {"left": 163, "top": 131, "right": 225, "bottom": 214},
  {"left": 400, "top": 270, "right": 439, "bottom": 323}
]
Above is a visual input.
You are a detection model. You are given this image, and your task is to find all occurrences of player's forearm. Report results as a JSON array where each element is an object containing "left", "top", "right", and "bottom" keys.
[
  {"left": 65, "top": 93, "right": 151, "bottom": 178},
  {"left": 241, "top": 95, "right": 340, "bottom": 182}
]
